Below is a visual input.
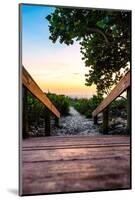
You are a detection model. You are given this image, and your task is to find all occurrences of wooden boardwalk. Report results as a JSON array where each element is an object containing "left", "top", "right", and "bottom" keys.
[{"left": 22, "top": 135, "right": 131, "bottom": 195}]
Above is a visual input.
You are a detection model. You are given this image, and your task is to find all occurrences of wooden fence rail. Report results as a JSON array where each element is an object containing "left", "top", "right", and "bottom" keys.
[
  {"left": 22, "top": 66, "right": 60, "bottom": 138},
  {"left": 92, "top": 71, "right": 131, "bottom": 134}
]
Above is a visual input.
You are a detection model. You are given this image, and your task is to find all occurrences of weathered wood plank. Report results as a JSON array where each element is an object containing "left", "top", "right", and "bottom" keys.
[
  {"left": 22, "top": 66, "right": 60, "bottom": 118},
  {"left": 92, "top": 71, "right": 130, "bottom": 117},
  {"left": 23, "top": 159, "right": 130, "bottom": 176},
  {"left": 23, "top": 172, "right": 130, "bottom": 194},
  {"left": 23, "top": 143, "right": 130, "bottom": 151},
  {"left": 21, "top": 136, "right": 130, "bottom": 195},
  {"left": 22, "top": 157, "right": 130, "bottom": 194},
  {"left": 22, "top": 135, "right": 130, "bottom": 148},
  {"left": 22, "top": 146, "right": 129, "bottom": 163}
]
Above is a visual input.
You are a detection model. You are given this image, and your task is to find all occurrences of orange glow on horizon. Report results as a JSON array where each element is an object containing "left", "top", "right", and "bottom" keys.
[
  {"left": 33, "top": 77, "right": 97, "bottom": 98},
  {"left": 23, "top": 43, "right": 97, "bottom": 98}
]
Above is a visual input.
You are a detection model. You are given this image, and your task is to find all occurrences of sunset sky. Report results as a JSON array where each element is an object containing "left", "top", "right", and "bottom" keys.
[{"left": 22, "top": 4, "right": 96, "bottom": 98}]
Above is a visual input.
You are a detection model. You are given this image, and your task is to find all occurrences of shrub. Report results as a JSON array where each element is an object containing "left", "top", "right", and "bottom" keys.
[
  {"left": 47, "top": 92, "right": 70, "bottom": 116},
  {"left": 71, "top": 95, "right": 103, "bottom": 118},
  {"left": 110, "top": 98, "right": 127, "bottom": 118}
]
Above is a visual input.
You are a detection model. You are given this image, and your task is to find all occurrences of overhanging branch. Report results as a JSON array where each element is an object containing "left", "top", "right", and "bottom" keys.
[{"left": 87, "top": 27, "right": 109, "bottom": 44}]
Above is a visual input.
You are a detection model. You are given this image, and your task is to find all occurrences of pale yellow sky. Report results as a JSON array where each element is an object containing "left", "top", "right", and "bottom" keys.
[{"left": 23, "top": 43, "right": 97, "bottom": 98}]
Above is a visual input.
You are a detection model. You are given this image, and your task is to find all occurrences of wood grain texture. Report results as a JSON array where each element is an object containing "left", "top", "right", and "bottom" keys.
[
  {"left": 22, "top": 66, "right": 60, "bottom": 118},
  {"left": 21, "top": 135, "right": 131, "bottom": 195},
  {"left": 92, "top": 71, "right": 130, "bottom": 117}
]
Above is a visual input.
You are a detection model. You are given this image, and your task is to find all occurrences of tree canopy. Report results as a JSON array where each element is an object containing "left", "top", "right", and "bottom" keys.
[{"left": 46, "top": 8, "right": 131, "bottom": 95}]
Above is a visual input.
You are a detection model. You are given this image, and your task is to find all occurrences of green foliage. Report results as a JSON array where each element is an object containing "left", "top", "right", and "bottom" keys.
[
  {"left": 71, "top": 95, "right": 126, "bottom": 119},
  {"left": 111, "top": 98, "right": 126, "bottom": 109},
  {"left": 46, "top": 92, "right": 70, "bottom": 115},
  {"left": 46, "top": 8, "right": 131, "bottom": 95},
  {"left": 26, "top": 92, "right": 70, "bottom": 126},
  {"left": 27, "top": 91, "right": 44, "bottom": 123},
  {"left": 71, "top": 95, "right": 103, "bottom": 118},
  {"left": 110, "top": 98, "right": 127, "bottom": 118}
]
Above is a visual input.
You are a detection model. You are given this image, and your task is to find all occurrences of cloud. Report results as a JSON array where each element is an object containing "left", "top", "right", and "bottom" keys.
[{"left": 73, "top": 73, "right": 80, "bottom": 75}]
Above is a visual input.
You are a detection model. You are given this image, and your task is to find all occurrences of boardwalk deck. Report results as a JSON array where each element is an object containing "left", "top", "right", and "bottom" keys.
[{"left": 22, "top": 135, "right": 131, "bottom": 195}]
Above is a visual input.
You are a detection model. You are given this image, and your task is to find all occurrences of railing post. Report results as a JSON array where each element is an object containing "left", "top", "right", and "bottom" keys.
[
  {"left": 44, "top": 110, "right": 51, "bottom": 136},
  {"left": 103, "top": 107, "right": 109, "bottom": 134},
  {"left": 55, "top": 117, "right": 59, "bottom": 127},
  {"left": 94, "top": 116, "right": 98, "bottom": 124},
  {"left": 22, "top": 86, "right": 29, "bottom": 138},
  {"left": 127, "top": 86, "right": 131, "bottom": 134}
]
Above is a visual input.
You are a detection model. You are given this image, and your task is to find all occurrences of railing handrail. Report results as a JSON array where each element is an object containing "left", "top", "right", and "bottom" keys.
[
  {"left": 92, "top": 71, "right": 130, "bottom": 117},
  {"left": 22, "top": 66, "right": 60, "bottom": 118}
]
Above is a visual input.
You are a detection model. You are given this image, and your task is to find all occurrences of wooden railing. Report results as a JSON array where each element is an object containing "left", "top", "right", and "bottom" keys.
[
  {"left": 92, "top": 71, "right": 131, "bottom": 134},
  {"left": 22, "top": 66, "right": 60, "bottom": 138}
]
